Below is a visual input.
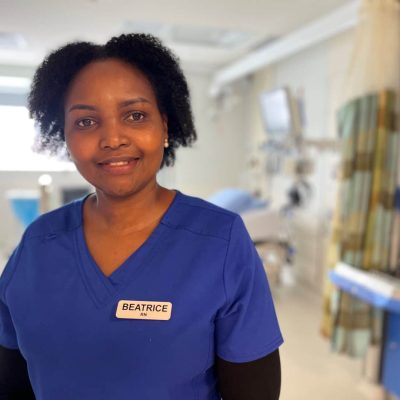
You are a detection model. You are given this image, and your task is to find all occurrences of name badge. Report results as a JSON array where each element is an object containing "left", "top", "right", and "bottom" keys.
[{"left": 116, "top": 300, "right": 172, "bottom": 321}]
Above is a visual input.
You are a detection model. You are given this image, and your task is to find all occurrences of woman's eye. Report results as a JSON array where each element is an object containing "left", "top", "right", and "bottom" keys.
[
  {"left": 127, "top": 112, "right": 145, "bottom": 122},
  {"left": 76, "top": 118, "right": 95, "bottom": 128}
]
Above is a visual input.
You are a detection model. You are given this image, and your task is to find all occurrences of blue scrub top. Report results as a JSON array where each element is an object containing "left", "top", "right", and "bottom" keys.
[{"left": 0, "top": 190, "right": 283, "bottom": 400}]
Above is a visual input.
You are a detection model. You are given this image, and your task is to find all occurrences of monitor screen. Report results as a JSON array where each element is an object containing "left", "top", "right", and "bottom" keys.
[{"left": 259, "top": 87, "right": 293, "bottom": 137}]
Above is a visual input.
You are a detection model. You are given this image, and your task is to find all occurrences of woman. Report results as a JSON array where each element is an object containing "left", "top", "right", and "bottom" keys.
[{"left": 0, "top": 34, "right": 283, "bottom": 399}]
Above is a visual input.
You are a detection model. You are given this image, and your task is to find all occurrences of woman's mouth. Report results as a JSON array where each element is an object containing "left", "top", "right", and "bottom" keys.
[
  {"left": 106, "top": 161, "right": 130, "bottom": 166},
  {"left": 98, "top": 157, "right": 140, "bottom": 174}
]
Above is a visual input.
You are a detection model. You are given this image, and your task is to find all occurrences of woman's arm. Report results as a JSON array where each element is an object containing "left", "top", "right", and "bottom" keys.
[
  {"left": 216, "top": 349, "right": 281, "bottom": 400},
  {"left": 0, "top": 345, "right": 35, "bottom": 399}
]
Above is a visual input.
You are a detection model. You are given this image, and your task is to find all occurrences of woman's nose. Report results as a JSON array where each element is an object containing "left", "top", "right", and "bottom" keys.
[{"left": 99, "top": 120, "right": 130, "bottom": 150}]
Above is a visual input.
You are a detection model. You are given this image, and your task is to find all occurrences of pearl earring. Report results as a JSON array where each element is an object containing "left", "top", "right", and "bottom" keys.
[{"left": 164, "top": 139, "right": 169, "bottom": 148}]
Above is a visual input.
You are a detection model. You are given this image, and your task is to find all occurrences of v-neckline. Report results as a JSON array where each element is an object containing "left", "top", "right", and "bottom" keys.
[{"left": 73, "top": 190, "right": 181, "bottom": 308}]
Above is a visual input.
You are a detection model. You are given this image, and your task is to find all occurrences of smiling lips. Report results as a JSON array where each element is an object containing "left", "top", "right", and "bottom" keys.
[{"left": 97, "top": 156, "right": 140, "bottom": 174}]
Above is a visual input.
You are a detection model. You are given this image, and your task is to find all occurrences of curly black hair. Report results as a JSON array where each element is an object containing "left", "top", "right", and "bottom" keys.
[{"left": 28, "top": 33, "right": 197, "bottom": 168}]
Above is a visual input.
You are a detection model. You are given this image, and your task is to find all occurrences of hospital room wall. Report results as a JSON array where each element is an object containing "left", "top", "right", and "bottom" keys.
[
  {"left": 173, "top": 72, "right": 247, "bottom": 198},
  {"left": 241, "top": 30, "right": 355, "bottom": 291}
]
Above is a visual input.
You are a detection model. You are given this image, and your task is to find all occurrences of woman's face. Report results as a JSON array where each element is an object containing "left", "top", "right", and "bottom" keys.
[{"left": 64, "top": 58, "right": 168, "bottom": 199}]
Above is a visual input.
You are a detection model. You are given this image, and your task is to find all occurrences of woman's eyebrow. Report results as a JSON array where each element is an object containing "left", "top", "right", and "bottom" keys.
[
  {"left": 68, "top": 98, "right": 151, "bottom": 113},
  {"left": 68, "top": 104, "right": 96, "bottom": 113},
  {"left": 119, "top": 98, "right": 151, "bottom": 107}
]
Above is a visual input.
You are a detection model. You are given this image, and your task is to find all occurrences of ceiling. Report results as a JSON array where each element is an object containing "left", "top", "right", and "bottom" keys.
[{"left": 0, "top": 0, "right": 352, "bottom": 73}]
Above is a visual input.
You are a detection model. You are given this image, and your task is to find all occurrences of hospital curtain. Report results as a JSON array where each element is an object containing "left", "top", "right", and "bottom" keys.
[
  {"left": 389, "top": 97, "right": 400, "bottom": 274},
  {"left": 320, "top": 0, "right": 400, "bottom": 357},
  {"left": 325, "top": 91, "right": 400, "bottom": 357},
  {"left": 340, "top": 91, "right": 400, "bottom": 271}
]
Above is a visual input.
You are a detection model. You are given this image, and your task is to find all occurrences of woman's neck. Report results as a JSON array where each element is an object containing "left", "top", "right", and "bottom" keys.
[{"left": 85, "top": 183, "right": 174, "bottom": 234}]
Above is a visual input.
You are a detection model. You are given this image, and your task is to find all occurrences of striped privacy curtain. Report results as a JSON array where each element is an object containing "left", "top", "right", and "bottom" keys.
[
  {"left": 323, "top": 91, "right": 400, "bottom": 357},
  {"left": 339, "top": 91, "right": 400, "bottom": 271},
  {"left": 321, "top": 0, "right": 400, "bottom": 357}
]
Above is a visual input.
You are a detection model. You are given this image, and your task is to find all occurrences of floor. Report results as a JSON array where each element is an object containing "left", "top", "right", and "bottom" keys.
[{"left": 272, "top": 282, "right": 389, "bottom": 400}]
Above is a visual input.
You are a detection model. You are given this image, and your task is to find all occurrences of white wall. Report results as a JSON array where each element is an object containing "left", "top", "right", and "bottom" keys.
[{"left": 173, "top": 72, "right": 247, "bottom": 198}]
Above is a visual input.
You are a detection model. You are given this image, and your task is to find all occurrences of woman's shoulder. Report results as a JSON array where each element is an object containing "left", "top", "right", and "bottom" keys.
[
  {"left": 167, "top": 191, "right": 241, "bottom": 242},
  {"left": 22, "top": 196, "right": 84, "bottom": 242}
]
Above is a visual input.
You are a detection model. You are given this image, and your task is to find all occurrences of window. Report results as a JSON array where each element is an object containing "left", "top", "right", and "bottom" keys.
[{"left": 0, "top": 105, "right": 74, "bottom": 171}]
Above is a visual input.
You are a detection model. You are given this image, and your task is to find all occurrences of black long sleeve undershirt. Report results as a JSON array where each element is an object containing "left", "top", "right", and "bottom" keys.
[
  {"left": 0, "top": 346, "right": 35, "bottom": 400},
  {"left": 216, "top": 349, "right": 281, "bottom": 400},
  {"left": 0, "top": 346, "right": 281, "bottom": 399}
]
